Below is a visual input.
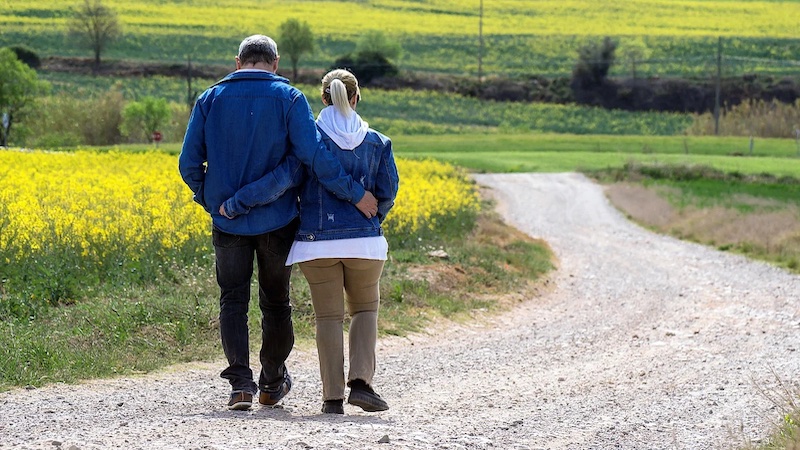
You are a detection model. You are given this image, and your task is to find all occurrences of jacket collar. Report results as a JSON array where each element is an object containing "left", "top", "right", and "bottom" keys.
[{"left": 213, "top": 70, "right": 289, "bottom": 87}]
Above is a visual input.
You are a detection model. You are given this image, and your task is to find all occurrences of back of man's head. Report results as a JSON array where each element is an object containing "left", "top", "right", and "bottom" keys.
[{"left": 238, "top": 35, "right": 279, "bottom": 66}]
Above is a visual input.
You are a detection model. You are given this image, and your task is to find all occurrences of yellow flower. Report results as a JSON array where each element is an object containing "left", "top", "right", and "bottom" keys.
[{"left": 0, "top": 150, "right": 478, "bottom": 271}]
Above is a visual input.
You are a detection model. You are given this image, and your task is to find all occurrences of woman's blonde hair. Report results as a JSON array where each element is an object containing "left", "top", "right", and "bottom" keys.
[{"left": 321, "top": 69, "right": 360, "bottom": 117}]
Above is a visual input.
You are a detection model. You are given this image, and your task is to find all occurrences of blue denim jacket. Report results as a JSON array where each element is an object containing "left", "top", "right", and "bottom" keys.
[
  {"left": 178, "top": 70, "right": 366, "bottom": 236},
  {"left": 296, "top": 127, "right": 399, "bottom": 241},
  {"left": 222, "top": 126, "right": 399, "bottom": 241}
]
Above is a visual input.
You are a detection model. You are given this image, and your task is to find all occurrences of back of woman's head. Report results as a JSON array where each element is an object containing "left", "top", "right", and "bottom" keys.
[{"left": 321, "top": 69, "right": 360, "bottom": 117}]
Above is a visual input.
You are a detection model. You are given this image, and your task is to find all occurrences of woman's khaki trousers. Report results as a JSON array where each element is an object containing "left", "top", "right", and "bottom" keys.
[{"left": 298, "top": 258, "right": 384, "bottom": 401}]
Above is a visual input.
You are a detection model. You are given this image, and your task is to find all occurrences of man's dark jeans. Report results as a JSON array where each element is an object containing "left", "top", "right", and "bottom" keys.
[{"left": 212, "top": 219, "right": 298, "bottom": 395}]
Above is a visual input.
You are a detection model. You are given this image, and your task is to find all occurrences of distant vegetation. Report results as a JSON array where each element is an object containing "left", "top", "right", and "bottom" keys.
[{"left": 1, "top": 0, "right": 798, "bottom": 77}]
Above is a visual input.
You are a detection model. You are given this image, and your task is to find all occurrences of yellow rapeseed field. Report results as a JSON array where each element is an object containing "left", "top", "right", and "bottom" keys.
[
  {"left": 3, "top": 0, "right": 797, "bottom": 39},
  {"left": 0, "top": 150, "right": 208, "bottom": 265},
  {"left": 0, "top": 150, "right": 479, "bottom": 267}
]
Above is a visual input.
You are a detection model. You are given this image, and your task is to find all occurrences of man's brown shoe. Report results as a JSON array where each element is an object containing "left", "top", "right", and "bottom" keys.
[
  {"left": 259, "top": 372, "right": 293, "bottom": 406},
  {"left": 227, "top": 391, "right": 253, "bottom": 411}
]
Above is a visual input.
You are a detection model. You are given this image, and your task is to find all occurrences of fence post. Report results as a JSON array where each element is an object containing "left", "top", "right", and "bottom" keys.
[
  {"left": 186, "top": 54, "right": 197, "bottom": 112},
  {"left": 477, "top": 0, "right": 484, "bottom": 90},
  {"left": 714, "top": 36, "right": 722, "bottom": 136},
  {"left": 795, "top": 127, "right": 800, "bottom": 157}
]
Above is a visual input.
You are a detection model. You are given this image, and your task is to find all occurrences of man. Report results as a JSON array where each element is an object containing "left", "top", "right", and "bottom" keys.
[{"left": 179, "top": 34, "right": 378, "bottom": 411}]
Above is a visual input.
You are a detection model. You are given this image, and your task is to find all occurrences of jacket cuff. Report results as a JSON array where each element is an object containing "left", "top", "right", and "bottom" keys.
[
  {"left": 223, "top": 198, "right": 244, "bottom": 218},
  {"left": 350, "top": 184, "right": 366, "bottom": 204}
]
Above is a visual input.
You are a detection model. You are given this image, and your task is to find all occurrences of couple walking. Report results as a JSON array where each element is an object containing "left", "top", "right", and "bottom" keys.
[{"left": 178, "top": 35, "right": 399, "bottom": 415}]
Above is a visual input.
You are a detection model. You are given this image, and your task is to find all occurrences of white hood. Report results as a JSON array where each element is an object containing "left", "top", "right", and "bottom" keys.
[{"left": 316, "top": 106, "right": 369, "bottom": 150}]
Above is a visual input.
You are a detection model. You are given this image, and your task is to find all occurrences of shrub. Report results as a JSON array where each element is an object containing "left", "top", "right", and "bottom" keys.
[
  {"left": 571, "top": 37, "right": 618, "bottom": 90},
  {"left": 687, "top": 99, "right": 800, "bottom": 138},
  {"left": 121, "top": 96, "right": 171, "bottom": 143},
  {"left": 8, "top": 45, "right": 41, "bottom": 69},
  {"left": 330, "top": 51, "right": 398, "bottom": 84},
  {"left": 26, "top": 88, "right": 124, "bottom": 147},
  {"left": 355, "top": 31, "right": 402, "bottom": 62}
]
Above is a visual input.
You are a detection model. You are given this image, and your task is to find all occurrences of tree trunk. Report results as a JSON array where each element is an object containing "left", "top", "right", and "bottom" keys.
[{"left": 1, "top": 113, "right": 13, "bottom": 147}]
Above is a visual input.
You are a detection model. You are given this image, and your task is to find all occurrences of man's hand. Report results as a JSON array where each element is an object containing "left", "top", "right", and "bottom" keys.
[
  {"left": 219, "top": 203, "right": 235, "bottom": 219},
  {"left": 355, "top": 191, "right": 378, "bottom": 218}
]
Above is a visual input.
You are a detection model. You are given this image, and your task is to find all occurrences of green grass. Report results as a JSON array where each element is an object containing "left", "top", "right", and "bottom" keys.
[
  {"left": 90, "top": 133, "right": 800, "bottom": 176},
  {"left": 391, "top": 134, "right": 800, "bottom": 175}
]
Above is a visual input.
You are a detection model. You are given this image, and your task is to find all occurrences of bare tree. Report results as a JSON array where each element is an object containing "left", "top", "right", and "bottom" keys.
[{"left": 67, "top": 0, "right": 122, "bottom": 72}]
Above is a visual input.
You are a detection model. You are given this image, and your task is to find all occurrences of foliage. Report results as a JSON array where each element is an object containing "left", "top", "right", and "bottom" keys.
[
  {"left": 572, "top": 36, "right": 617, "bottom": 90},
  {"left": 7, "top": 45, "right": 40, "bottom": 69},
  {"left": 32, "top": 88, "right": 124, "bottom": 147},
  {"left": 23, "top": 86, "right": 189, "bottom": 147},
  {"left": 278, "top": 18, "right": 314, "bottom": 81},
  {"left": 0, "top": 48, "right": 50, "bottom": 146},
  {"left": 31, "top": 73, "right": 694, "bottom": 144},
  {"left": 616, "top": 37, "right": 652, "bottom": 79},
  {"left": 330, "top": 51, "right": 398, "bottom": 84},
  {"left": 121, "top": 96, "right": 171, "bottom": 142},
  {"left": 67, "top": 0, "right": 122, "bottom": 69},
  {"left": 355, "top": 30, "right": 402, "bottom": 62},
  {"left": 386, "top": 159, "right": 481, "bottom": 246},
  {"left": 688, "top": 99, "right": 800, "bottom": 139},
  {"left": 0, "top": 150, "right": 211, "bottom": 319}
]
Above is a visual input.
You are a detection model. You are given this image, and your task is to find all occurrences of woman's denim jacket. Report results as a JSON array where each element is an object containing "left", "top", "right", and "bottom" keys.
[{"left": 222, "top": 127, "right": 399, "bottom": 242}]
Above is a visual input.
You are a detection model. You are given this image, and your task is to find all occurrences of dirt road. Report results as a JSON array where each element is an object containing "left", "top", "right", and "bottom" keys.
[{"left": 2, "top": 172, "right": 798, "bottom": 450}]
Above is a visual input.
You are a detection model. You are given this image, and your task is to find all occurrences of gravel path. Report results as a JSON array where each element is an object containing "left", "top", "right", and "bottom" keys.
[{"left": 2, "top": 172, "right": 798, "bottom": 450}]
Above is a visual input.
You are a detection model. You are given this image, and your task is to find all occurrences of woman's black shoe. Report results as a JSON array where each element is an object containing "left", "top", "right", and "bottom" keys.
[
  {"left": 322, "top": 399, "right": 344, "bottom": 414},
  {"left": 347, "top": 379, "right": 389, "bottom": 412}
]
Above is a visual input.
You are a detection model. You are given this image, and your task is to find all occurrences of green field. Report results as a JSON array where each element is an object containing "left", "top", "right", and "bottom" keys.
[
  {"left": 3, "top": 0, "right": 799, "bottom": 77},
  {"left": 40, "top": 73, "right": 695, "bottom": 138}
]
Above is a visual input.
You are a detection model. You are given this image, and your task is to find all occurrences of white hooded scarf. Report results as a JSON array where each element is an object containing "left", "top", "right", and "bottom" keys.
[{"left": 316, "top": 105, "right": 369, "bottom": 150}]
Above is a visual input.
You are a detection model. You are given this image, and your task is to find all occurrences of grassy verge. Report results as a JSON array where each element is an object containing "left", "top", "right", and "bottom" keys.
[
  {"left": 591, "top": 163, "right": 800, "bottom": 273},
  {"left": 392, "top": 134, "right": 800, "bottom": 175},
  {"left": 0, "top": 200, "right": 553, "bottom": 391}
]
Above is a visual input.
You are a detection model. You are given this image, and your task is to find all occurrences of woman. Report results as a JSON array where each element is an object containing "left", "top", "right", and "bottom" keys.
[{"left": 285, "top": 69, "right": 399, "bottom": 414}]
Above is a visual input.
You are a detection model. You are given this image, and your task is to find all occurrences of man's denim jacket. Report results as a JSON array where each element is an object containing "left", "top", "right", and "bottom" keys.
[{"left": 178, "top": 70, "right": 365, "bottom": 236}]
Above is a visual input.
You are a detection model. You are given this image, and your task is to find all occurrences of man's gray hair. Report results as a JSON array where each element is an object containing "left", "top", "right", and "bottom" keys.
[{"left": 237, "top": 35, "right": 279, "bottom": 65}]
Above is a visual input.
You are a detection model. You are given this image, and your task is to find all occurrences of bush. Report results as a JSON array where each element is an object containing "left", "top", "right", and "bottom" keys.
[
  {"left": 121, "top": 96, "right": 171, "bottom": 143},
  {"left": 8, "top": 45, "right": 41, "bottom": 69},
  {"left": 571, "top": 37, "right": 618, "bottom": 91},
  {"left": 330, "top": 51, "right": 398, "bottom": 84},
  {"left": 26, "top": 88, "right": 124, "bottom": 147},
  {"left": 687, "top": 98, "right": 800, "bottom": 138}
]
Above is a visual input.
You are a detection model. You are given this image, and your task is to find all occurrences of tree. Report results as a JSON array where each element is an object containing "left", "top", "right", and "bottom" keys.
[
  {"left": 121, "top": 96, "right": 171, "bottom": 143},
  {"left": 67, "top": 0, "right": 122, "bottom": 72},
  {"left": 278, "top": 18, "right": 314, "bottom": 81},
  {"left": 0, "top": 48, "right": 50, "bottom": 146},
  {"left": 618, "top": 38, "right": 652, "bottom": 80},
  {"left": 571, "top": 37, "right": 617, "bottom": 90},
  {"left": 355, "top": 31, "right": 402, "bottom": 62}
]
